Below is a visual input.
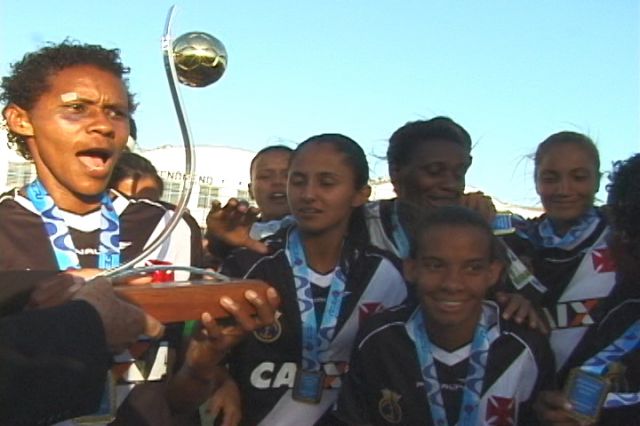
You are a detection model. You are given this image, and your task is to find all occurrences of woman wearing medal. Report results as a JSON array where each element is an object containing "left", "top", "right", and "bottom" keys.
[
  {"left": 210, "top": 134, "right": 408, "bottom": 425},
  {"left": 336, "top": 206, "right": 555, "bottom": 425},
  {"left": 0, "top": 41, "right": 278, "bottom": 425},
  {"left": 504, "top": 133, "right": 622, "bottom": 381},
  {"left": 504, "top": 131, "right": 636, "bottom": 425},
  {"left": 206, "top": 117, "right": 545, "bottom": 330},
  {"left": 534, "top": 154, "right": 640, "bottom": 426}
]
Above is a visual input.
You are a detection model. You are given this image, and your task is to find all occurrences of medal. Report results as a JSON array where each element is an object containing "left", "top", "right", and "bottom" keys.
[
  {"left": 292, "top": 369, "right": 326, "bottom": 404},
  {"left": 564, "top": 368, "right": 610, "bottom": 424},
  {"left": 26, "top": 180, "right": 123, "bottom": 422},
  {"left": 408, "top": 306, "right": 491, "bottom": 426},
  {"left": 286, "top": 228, "right": 347, "bottom": 404},
  {"left": 491, "top": 213, "right": 515, "bottom": 236},
  {"left": 566, "top": 318, "right": 640, "bottom": 417},
  {"left": 26, "top": 179, "right": 120, "bottom": 270}
]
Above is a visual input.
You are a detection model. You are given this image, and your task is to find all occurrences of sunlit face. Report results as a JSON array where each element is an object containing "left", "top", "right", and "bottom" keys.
[
  {"left": 114, "top": 175, "right": 163, "bottom": 201},
  {"left": 535, "top": 142, "right": 599, "bottom": 229},
  {"left": 404, "top": 225, "right": 501, "bottom": 333},
  {"left": 6, "top": 65, "right": 130, "bottom": 211},
  {"left": 287, "top": 143, "right": 369, "bottom": 236},
  {"left": 392, "top": 140, "right": 471, "bottom": 210},
  {"left": 249, "top": 149, "right": 291, "bottom": 221}
]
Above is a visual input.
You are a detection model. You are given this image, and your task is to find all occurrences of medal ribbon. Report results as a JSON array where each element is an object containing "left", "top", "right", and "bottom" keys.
[
  {"left": 391, "top": 201, "right": 410, "bottom": 259},
  {"left": 286, "top": 228, "right": 347, "bottom": 371},
  {"left": 537, "top": 208, "right": 600, "bottom": 250},
  {"left": 26, "top": 179, "right": 120, "bottom": 270},
  {"left": 581, "top": 319, "right": 640, "bottom": 408},
  {"left": 408, "top": 307, "right": 490, "bottom": 426}
]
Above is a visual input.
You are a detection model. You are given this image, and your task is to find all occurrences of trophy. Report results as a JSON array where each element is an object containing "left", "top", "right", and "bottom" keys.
[
  {"left": 75, "top": 10, "right": 267, "bottom": 423},
  {"left": 103, "top": 6, "right": 272, "bottom": 323}
]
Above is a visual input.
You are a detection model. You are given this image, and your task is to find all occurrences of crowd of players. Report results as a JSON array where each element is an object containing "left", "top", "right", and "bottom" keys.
[{"left": 0, "top": 41, "right": 638, "bottom": 426}]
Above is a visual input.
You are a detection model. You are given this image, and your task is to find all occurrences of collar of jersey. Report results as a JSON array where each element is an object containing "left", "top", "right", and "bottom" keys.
[
  {"left": 405, "top": 301, "right": 501, "bottom": 366},
  {"left": 16, "top": 189, "right": 129, "bottom": 233}
]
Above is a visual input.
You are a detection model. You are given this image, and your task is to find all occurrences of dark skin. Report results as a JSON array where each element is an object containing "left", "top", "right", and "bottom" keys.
[
  {"left": 206, "top": 198, "right": 265, "bottom": 254},
  {"left": 24, "top": 229, "right": 280, "bottom": 418},
  {"left": 533, "top": 391, "right": 585, "bottom": 426},
  {"left": 167, "top": 287, "right": 280, "bottom": 413}
]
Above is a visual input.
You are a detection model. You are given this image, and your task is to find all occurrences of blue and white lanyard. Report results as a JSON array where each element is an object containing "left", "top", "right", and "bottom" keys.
[
  {"left": 408, "top": 308, "right": 490, "bottom": 426},
  {"left": 537, "top": 208, "right": 600, "bottom": 250},
  {"left": 286, "top": 228, "right": 347, "bottom": 371},
  {"left": 391, "top": 201, "right": 410, "bottom": 259},
  {"left": 581, "top": 319, "right": 640, "bottom": 408},
  {"left": 26, "top": 179, "right": 121, "bottom": 270}
]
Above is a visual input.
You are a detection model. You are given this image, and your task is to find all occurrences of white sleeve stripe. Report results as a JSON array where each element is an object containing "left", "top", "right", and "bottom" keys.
[
  {"left": 358, "top": 322, "right": 406, "bottom": 350},
  {"left": 241, "top": 248, "right": 285, "bottom": 279}
]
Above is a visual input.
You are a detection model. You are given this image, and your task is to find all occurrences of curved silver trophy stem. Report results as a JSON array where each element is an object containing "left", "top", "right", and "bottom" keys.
[{"left": 101, "top": 5, "right": 196, "bottom": 277}]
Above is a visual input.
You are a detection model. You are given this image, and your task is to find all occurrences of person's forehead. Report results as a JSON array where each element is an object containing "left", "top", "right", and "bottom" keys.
[
  {"left": 408, "top": 139, "right": 471, "bottom": 163},
  {"left": 290, "top": 144, "right": 350, "bottom": 171},
  {"left": 538, "top": 143, "right": 597, "bottom": 169},
  {"left": 44, "top": 65, "right": 127, "bottom": 101},
  {"left": 419, "top": 225, "right": 490, "bottom": 252},
  {"left": 254, "top": 150, "right": 291, "bottom": 168}
]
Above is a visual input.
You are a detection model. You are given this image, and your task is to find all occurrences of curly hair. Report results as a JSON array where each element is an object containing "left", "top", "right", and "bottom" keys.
[
  {"left": 607, "top": 153, "right": 640, "bottom": 253},
  {"left": 1, "top": 40, "right": 136, "bottom": 160}
]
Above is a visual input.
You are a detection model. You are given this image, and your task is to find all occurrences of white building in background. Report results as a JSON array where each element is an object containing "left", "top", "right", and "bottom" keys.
[
  {"left": 140, "top": 145, "right": 256, "bottom": 226},
  {"left": 0, "top": 135, "right": 543, "bottom": 228},
  {"left": 0, "top": 133, "right": 38, "bottom": 192}
]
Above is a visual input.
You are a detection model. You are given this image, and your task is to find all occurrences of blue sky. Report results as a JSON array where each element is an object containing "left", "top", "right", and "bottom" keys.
[{"left": 1, "top": 1, "right": 638, "bottom": 206}]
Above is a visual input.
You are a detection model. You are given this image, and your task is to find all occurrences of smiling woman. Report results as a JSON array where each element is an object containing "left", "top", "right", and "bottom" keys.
[
  {"left": 335, "top": 206, "right": 554, "bottom": 426},
  {"left": 505, "top": 131, "right": 622, "bottom": 384}
]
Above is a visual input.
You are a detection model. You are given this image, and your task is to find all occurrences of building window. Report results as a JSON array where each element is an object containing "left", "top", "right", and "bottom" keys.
[
  {"left": 162, "top": 181, "right": 183, "bottom": 205},
  {"left": 198, "top": 185, "right": 220, "bottom": 208},
  {"left": 6, "top": 162, "right": 36, "bottom": 188},
  {"left": 237, "top": 189, "right": 249, "bottom": 201}
]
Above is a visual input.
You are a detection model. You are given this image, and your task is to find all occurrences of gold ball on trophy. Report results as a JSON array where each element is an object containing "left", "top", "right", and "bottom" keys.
[{"left": 172, "top": 32, "right": 227, "bottom": 87}]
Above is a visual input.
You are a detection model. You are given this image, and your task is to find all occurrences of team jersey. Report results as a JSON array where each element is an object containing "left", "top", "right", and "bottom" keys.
[
  {"left": 221, "top": 225, "right": 409, "bottom": 426},
  {"left": 335, "top": 302, "right": 555, "bottom": 426},
  {"left": 363, "top": 199, "right": 402, "bottom": 257},
  {"left": 0, "top": 188, "right": 197, "bottom": 275},
  {"left": 505, "top": 209, "right": 621, "bottom": 374},
  {"left": 0, "top": 188, "right": 202, "bottom": 425}
]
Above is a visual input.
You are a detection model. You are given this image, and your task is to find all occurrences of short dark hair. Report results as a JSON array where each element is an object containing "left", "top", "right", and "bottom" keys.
[
  {"left": 109, "top": 151, "right": 163, "bottom": 194},
  {"left": 409, "top": 205, "right": 503, "bottom": 262},
  {"left": 607, "top": 153, "right": 640, "bottom": 256},
  {"left": 533, "top": 131, "right": 601, "bottom": 180},
  {"left": 387, "top": 116, "right": 472, "bottom": 171},
  {"left": 249, "top": 144, "right": 293, "bottom": 175},
  {"left": 1, "top": 40, "right": 136, "bottom": 160}
]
